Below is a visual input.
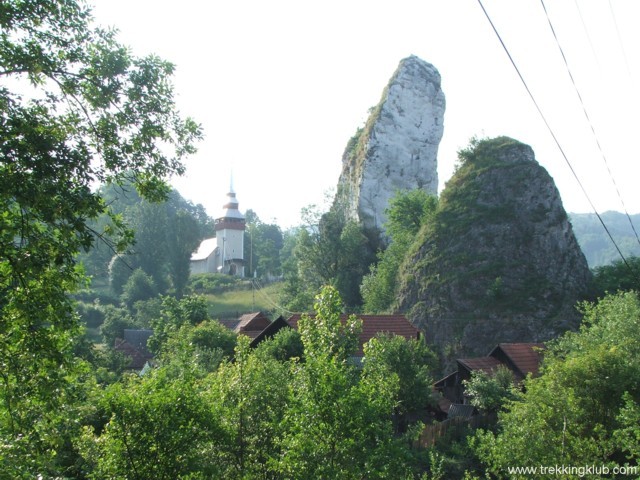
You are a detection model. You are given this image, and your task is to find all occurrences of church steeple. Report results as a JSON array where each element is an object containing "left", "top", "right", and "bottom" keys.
[
  {"left": 214, "top": 182, "right": 245, "bottom": 276},
  {"left": 216, "top": 190, "right": 245, "bottom": 228},
  {"left": 190, "top": 177, "right": 246, "bottom": 277}
]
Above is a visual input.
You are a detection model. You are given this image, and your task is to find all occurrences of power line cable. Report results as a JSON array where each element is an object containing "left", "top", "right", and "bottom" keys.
[
  {"left": 475, "top": 0, "right": 634, "bottom": 274},
  {"left": 606, "top": 1, "right": 640, "bottom": 132},
  {"left": 540, "top": 0, "right": 640, "bottom": 250},
  {"left": 608, "top": 0, "right": 634, "bottom": 83},
  {"left": 573, "top": 0, "right": 602, "bottom": 73},
  {"left": 251, "top": 278, "right": 295, "bottom": 316}
]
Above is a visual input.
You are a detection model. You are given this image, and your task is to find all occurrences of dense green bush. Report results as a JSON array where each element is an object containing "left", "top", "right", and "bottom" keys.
[
  {"left": 73, "top": 290, "right": 120, "bottom": 306},
  {"left": 75, "top": 302, "right": 106, "bottom": 329},
  {"left": 187, "top": 273, "right": 248, "bottom": 294}
]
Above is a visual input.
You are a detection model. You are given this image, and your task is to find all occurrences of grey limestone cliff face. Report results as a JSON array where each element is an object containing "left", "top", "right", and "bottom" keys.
[
  {"left": 334, "top": 55, "right": 445, "bottom": 238},
  {"left": 396, "top": 137, "right": 593, "bottom": 369}
]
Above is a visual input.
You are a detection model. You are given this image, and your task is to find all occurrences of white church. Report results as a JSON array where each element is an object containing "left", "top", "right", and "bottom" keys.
[{"left": 190, "top": 187, "right": 245, "bottom": 277}]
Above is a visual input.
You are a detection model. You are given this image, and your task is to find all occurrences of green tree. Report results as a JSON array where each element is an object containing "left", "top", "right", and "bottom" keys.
[
  {"left": 160, "top": 320, "right": 237, "bottom": 376},
  {"left": 80, "top": 369, "right": 218, "bottom": 479},
  {"left": 592, "top": 255, "right": 640, "bottom": 296},
  {"left": 253, "top": 326, "right": 304, "bottom": 362},
  {"left": 473, "top": 291, "right": 640, "bottom": 476},
  {"left": 165, "top": 209, "right": 201, "bottom": 296},
  {"left": 295, "top": 210, "right": 344, "bottom": 289},
  {"left": 125, "top": 201, "right": 170, "bottom": 292},
  {"left": 288, "top": 207, "right": 375, "bottom": 310},
  {"left": 129, "top": 296, "right": 162, "bottom": 328},
  {"left": 147, "top": 294, "right": 210, "bottom": 354},
  {"left": 0, "top": 1, "right": 200, "bottom": 473},
  {"left": 100, "top": 305, "right": 139, "bottom": 347},
  {"left": 463, "top": 365, "right": 518, "bottom": 414},
  {"left": 120, "top": 268, "right": 157, "bottom": 311},
  {"left": 277, "top": 287, "right": 413, "bottom": 478},
  {"left": 614, "top": 392, "right": 640, "bottom": 463},
  {"left": 296, "top": 285, "right": 361, "bottom": 362},
  {"left": 91, "top": 183, "right": 210, "bottom": 290},
  {"left": 363, "top": 333, "right": 438, "bottom": 427},
  {"left": 279, "top": 227, "right": 317, "bottom": 311},
  {"left": 335, "top": 220, "right": 374, "bottom": 307},
  {"left": 207, "top": 336, "right": 290, "bottom": 479},
  {"left": 281, "top": 227, "right": 322, "bottom": 311},
  {"left": 362, "top": 189, "right": 437, "bottom": 313},
  {"left": 244, "top": 210, "right": 284, "bottom": 279},
  {"left": 122, "top": 190, "right": 204, "bottom": 296},
  {"left": 385, "top": 188, "right": 439, "bottom": 241}
]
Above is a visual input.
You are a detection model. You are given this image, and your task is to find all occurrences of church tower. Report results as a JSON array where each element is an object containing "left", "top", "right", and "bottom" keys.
[{"left": 214, "top": 187, "right": 245, "bottom": 277}]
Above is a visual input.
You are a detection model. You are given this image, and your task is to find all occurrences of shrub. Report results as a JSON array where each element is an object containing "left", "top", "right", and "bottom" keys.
[{"left": 187, "top": 273, "right": 246, "bottom": 294}]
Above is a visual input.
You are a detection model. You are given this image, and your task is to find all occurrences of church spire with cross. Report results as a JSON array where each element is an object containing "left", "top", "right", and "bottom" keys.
[
  {"left": 214, "top": 174, "right": 245, "bottom": 276},
  {"left": 190, "top": 173, "right": 246, "bottom": 277}
]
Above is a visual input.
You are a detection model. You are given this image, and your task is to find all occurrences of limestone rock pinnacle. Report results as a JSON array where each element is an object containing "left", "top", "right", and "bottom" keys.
[{"left": 334, "top": 55, "right": 445, "bottom": 239}]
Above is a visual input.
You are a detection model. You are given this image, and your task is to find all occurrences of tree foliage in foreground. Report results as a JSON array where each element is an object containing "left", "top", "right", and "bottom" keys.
[
  {"left": 0, "top": 0, "right": 200, "bottom": 474},
  {"left": 78, "top": 286, "right": 432, "bottom": 479},
  {"left": 80, "top": 369, "right": 217, "bottom": 479},
  {"left": 277, "top": 286, "right": 417, "bottom": 479},
  {"left": 206, "top": 336, "right": 291, "bottom": 479},
  {"left": 473, "top": 291, "right": 640, "bottom": 476}
]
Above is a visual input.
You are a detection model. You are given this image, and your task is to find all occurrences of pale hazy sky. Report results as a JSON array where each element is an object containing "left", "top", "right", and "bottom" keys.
[{"left": 90, "top": 0, "right": 640, "bottom": 228}]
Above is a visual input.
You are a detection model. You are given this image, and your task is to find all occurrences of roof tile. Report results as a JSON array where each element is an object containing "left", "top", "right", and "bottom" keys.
[
  {"left": 493, "top": 343, "right": 545, "bottom": 378},
  {"left": 287, "top": 314, "right": 421, "bottom": 355},
  {"left": 458, "top": 356, "right": 503, "bottom": 374}
]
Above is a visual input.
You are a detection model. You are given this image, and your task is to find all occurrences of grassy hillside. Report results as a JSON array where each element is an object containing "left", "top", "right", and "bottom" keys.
[{"left": 204, "top": 281, "right": 286, "bottom": 319}]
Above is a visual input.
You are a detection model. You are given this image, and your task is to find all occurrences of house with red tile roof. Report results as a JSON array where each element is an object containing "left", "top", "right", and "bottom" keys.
[
  {"left": 434, "top": 343, "right": 545, "bottom": 413},
  {"left": 286, "top": 313, "right": 422, "bottom": 357},
  {"left": 218, "top": 311, "right": 273, "bottom": 342},
  {"left": 215, "top": 312, "right": 423, "bottom": 360},
  {"left": 114, "top": 329, "right": 154, "bottom": 370},
  {"left": 248, "top": 316, "right": 291, "bottom": 348},
  {"left": 487, "top": 343, "right": 545, "bottom": 380}
]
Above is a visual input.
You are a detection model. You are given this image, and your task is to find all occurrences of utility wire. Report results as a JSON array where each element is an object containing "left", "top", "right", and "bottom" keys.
[
  {"left": 608, "top": 0, "right": 634, "bottom": 84},
  {"left": 540, "top": 0, "right": 640, "bottom": 250},
  {"left": 475, "top": 0, "right": 634, "bottom": 273},
  {"left": 251, "top": 278, "right": 295, "bottom": 317},
  {"left": 573, "top": 0, "right": 602, "bottom": 74}
]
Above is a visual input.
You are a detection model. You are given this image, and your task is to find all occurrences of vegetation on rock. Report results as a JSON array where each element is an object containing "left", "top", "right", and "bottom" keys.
[{"left": 396, "top": 137, "right": 592, "bottom": 362}]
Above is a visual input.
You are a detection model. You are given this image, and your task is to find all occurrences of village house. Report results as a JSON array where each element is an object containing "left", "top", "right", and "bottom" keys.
[
  {"left": 113, "top": 312, "right": 425, "bottom": 371},
  {"left": 218, "top": 311, "right": 292, "bottom": 347},
  {"left": 114, "top": 329, "right": 154, "bottom": 370},
  {"left": 433, "top": 342, "right": 545, "bottom": 416},
  {"left": 286, "top": 313, "right": 422, "bottom": 361},
  {"left": 215, "top": 311, "right": 423, "bottom": 360}
]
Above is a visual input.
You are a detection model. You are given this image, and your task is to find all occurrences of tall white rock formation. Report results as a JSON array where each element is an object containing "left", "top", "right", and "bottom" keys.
[{"left": 334, "top": 55, "right": 445, "bottom": 237}]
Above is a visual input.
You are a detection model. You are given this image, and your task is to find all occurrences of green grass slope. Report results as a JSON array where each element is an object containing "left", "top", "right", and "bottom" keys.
[{"left": 204, "top": 281, "right": 285, "bottom": 319}]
